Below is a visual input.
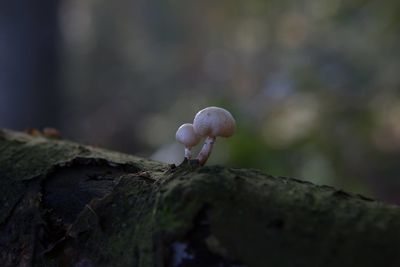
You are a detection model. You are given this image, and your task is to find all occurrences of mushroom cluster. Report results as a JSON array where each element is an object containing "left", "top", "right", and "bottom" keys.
[{"left": 175, "top": 106, "right": 236, "bottom": 166}]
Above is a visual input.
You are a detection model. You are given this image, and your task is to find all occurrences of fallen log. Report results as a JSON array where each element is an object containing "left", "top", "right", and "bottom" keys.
[{"left": 0, "top": 129, "right": 399, "bottom": 267}]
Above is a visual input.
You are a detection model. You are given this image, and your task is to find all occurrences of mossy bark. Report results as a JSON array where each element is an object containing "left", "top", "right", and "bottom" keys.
[{"left": 1, "top": 129, "right": 400, "bottom": 267}]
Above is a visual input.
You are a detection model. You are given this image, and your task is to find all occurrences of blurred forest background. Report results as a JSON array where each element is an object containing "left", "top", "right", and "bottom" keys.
[{"left": 1, "top": 0, "right": 400, "bottom": 203}]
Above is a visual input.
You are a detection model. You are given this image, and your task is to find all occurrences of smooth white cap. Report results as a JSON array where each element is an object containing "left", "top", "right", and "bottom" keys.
[
  {"left": 175, "top": 123, "right": 201, "bottom": 148},
  {"left": 193, "top": 107, "right": 236, "bottom": 137}
]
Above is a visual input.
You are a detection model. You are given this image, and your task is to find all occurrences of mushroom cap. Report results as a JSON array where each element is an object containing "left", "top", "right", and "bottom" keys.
[
  {"left": 175, "top": 123, "right": 201, "bottom": 148},
  {"left": 193, "top": 106, "right": 236, "bottom": 137}
]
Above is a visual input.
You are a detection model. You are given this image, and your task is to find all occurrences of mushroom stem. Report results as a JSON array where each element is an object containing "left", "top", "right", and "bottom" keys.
[
  {"left": 184, "top": 147, "right": 192, "bottom": 159},
  {"left": 197, "top": 136, "right": 216, "bottom": 166}
]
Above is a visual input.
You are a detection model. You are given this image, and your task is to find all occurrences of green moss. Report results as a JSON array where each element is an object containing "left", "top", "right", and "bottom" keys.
[
  {"left": 2, "top": 129, "right": 400, "bottom": 266},
  {"left": 150, "top": 166, "right": 400, "bottom": 266}
]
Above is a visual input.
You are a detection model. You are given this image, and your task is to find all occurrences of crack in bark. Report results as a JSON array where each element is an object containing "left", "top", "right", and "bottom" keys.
[{"left": 169, "top": 204, "right": 244, "bottom": 267}]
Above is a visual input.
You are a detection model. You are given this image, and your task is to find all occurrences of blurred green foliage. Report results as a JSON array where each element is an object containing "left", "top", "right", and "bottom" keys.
[{"left": 61, "top": 0, "right": 400, "bottom": 202}]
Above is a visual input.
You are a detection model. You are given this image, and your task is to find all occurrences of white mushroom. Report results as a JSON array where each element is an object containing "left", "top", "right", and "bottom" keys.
[
  {"left": 193, "top": 107, "right": 236, "bottom": 165},
  {"left": 175, "top": 123, "right": 201, "bottom": 159}
]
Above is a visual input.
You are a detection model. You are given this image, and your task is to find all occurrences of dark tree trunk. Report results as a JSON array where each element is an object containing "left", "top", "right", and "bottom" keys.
[
  {"left": 1, "top": 129, "right": 400, "bottom": 267},
  {"left": 0, "top": 0, "right": 61, "bottom": 129}
]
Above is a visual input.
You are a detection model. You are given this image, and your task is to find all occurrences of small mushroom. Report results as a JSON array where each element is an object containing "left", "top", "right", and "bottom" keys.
[
  {"left": 193, "top": 107, "right": 236, "bottom": 165},
  {"left": 175, "top": 123, "right": 201, "bottom": 159}
]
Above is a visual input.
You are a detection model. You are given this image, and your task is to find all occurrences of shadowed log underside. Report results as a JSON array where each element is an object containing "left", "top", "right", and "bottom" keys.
[{"left": 0, "top": 129, "right": 400, "bottom": 267}]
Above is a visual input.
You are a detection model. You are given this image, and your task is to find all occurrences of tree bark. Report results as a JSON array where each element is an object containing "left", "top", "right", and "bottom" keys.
[{"left": 1, "top": 129, "right": 400, "bottom": 267}]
